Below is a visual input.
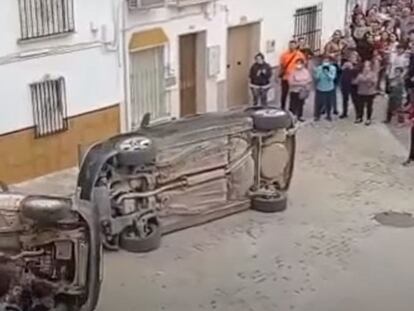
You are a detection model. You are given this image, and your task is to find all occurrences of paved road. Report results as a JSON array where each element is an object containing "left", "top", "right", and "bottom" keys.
[{"left": 13, "top": 99, "right": 414, "bottom": 311}]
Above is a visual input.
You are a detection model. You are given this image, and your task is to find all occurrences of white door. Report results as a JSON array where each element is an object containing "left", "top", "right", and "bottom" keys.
[{"left": 129, "top": 46, "right": 167, "bottom": 129}]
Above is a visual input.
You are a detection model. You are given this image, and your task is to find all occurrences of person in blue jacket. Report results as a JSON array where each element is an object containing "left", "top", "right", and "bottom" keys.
[{"left": 313, "top": 56, "right": 337, "bottom": 121}]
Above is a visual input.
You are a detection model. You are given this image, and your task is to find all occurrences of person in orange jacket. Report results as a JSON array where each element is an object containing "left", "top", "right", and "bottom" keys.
[{"left": 279, "top": 40, "right": 306, "bottom": 110}]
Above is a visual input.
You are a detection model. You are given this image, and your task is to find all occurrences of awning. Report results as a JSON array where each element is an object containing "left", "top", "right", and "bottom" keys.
[{"left": 129, "top": 28, "right": 168, "bottom": 51}]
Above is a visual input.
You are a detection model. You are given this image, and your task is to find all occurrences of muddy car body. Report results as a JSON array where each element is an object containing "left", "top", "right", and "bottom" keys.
[
  {"left": 0, "top": 185, "right": 102, "bottom": 311},
  {"left": 77, "top": 106, "right": 297, "bottom": 253}
]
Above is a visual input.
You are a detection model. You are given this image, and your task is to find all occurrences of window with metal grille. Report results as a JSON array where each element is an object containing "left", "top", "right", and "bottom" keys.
[
  {"left": 30, "top": 77, "right": 69, "bottom": 138},
  {"left": 293, "top": 4, "right": 323, "bottom": 52},
  {"left": 18, "top": 0, "right": 75, "bottom": 41}
]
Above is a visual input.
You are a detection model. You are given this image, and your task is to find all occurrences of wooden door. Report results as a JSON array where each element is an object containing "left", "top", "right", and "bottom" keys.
[
  {"left": 179, "top": 33, "right": 197, "bottom": 117},
  {"left": 227, "top": 25, "right": 253, "bottom": 107}
]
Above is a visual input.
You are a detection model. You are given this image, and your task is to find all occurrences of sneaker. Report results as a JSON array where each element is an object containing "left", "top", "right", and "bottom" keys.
[
  {"left": 339, "top": 114, "right": 348, "bottom": 119},
  {"left": 354, "top": 118, "right": 363, "bottom": 124},
  {"left": 365, "top": 120, "right": 372, "bottom": 126},
  {"left": 298, "top": 117, "right": 306, "bottom": 122}
]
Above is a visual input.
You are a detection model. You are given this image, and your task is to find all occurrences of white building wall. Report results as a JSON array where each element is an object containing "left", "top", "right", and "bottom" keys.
[
  {"left": 0, "top": 0, "right": 349, "bottom": 135},
  {"left": 124, "top": 4, "right": 228, "bottom": 120},
  {"left": 0, "top": 0, "right": 122, "bottom": 135},
  {"left": 124, "top": 0, "right": 347, "bottom": 122}
]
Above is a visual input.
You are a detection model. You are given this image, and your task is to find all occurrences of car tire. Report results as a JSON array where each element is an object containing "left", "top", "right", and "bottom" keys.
[
  {"left": 21, "top": 196, "right": 72, "bottom": 223},
  {"left": 119, "top": 223, "right": 161, "bottom": 253},
  {"left": 0, "top": 181, "right": 8, "bottom": 192},
  {"left": 251, "top": 107, "right": 293, "bottom": 131},
  {"left": 251, "top": 192, "right": 287, "bottom": 213},
  {"left": 115, "top": 136, "right": 156, "bottom": 167}
]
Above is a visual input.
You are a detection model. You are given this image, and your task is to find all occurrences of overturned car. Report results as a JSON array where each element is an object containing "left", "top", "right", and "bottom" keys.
[
  {"left": 78, "top": 106, "right": 297, "bottom": 253},
  {"left": 0, "top": 184, "right": 102, "bottom": 311}
]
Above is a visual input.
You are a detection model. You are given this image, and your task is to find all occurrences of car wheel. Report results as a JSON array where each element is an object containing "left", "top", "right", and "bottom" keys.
[
  {"left": 115, "top": 136, "right": 156, "bottom": 167},
  {"left": 251, "top": 192, "right": 287, "bottom": 213},
  {"left": 251, "top": 107, "right": 293, "bottom": 131},
  {"left": 0, "top": 181, "right": 8, "bottom": 192},
  {"left": 21, "top": 196, "right": 72, "bottom": 223},
  {"left": 119, "top": 223, "right": 161, "bottom": 253}
]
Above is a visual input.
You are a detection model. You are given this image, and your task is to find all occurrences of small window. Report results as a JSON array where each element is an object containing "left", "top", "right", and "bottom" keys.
[
  {"left": 18, "top": 0, "right": 75, "bottom": 41},
  {"left": 30, "top": 77, "right": 69, "bottom": 138},
  {"left": 293, "top": 4, "right": 323, "bottom": 52}
]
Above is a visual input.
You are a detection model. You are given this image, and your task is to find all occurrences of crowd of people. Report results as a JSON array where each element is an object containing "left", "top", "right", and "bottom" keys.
[{"left": 249, "top": 0, "right": 414, "bottom": 166}]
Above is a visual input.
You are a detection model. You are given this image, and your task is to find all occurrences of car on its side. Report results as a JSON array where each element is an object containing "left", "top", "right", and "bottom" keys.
[
  {"left": 0, "top": 183, "right": 102, "bottom": 311},
  {"left": 77, "top": 106, "right": 297, "bottom": 253}
]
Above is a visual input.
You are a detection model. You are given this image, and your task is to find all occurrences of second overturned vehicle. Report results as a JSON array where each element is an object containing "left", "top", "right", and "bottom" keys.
[
  {"left": 77, "top": 106, "right": 297, "bottom": 253},
  {"left": 0, "top": 185, "right": 102, "bottom": 311}
]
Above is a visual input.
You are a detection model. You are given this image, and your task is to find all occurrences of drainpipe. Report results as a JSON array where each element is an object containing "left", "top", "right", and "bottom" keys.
[{"left": 120, "top": 0, "right": 129, "bottom": 133}]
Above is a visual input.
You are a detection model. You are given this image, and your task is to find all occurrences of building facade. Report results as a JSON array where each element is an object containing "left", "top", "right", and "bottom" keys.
[
  {"left": 0, "top": 0, "right": 122, "bottom": 183},
  {"left": 123, "top": 0, "right": 348, "bottom": 129},
  {"left": 0, "top": 0, "right": 349, "bottom": 184}
]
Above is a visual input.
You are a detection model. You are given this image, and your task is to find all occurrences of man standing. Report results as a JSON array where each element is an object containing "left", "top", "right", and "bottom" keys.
[
  {"left": 313, "top": 56, "right": 337, "bottom": 121},
  {"left": 279, "top": 40, "right": 305, "bottom": 110},
  {"left": 324, "top": 30, "right": 345, "bottom": 115},
  {"left": 298, "top": 37, "right": 314, "bottom": 62},
  {"left": 387, "top": 44, "right": 409, "bottom": 93},
  {"left": 249, "top": 53, "right": 273, "bottom": 106}
]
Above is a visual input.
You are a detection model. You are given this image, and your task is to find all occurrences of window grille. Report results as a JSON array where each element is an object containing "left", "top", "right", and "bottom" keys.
[
  {"left": 293, "top": 4, "right": 323, "bottom": 52},
  {"left": 30, "top": 77, "right": 69, "bottom": 138},
  {"left": 18, "top": 0, "right": 75, "bottom": 41}
]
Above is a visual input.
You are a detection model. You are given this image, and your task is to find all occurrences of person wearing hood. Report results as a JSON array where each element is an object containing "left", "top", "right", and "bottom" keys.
[
  {"left": 288, "top": 58, "right": 313, "bottom": 121},
  {"left": 249, "top": 53, "right": 272, "bottom": 106}
]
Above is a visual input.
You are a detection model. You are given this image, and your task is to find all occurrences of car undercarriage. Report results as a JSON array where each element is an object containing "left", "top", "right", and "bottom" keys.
[
  {"left": 78, "top": 106, "right": 297, "bottom": 253},
  {"left": 0, "top": 190, "right": 101, "bottom": 311}
]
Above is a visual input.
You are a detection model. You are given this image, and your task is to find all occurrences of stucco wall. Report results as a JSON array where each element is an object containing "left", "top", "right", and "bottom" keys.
[
  {"left": 124, "top": 0, "right": 347, "bottom": 120},
  {"left": 0, "top": 0, "right": 122, "bottom": 135}
]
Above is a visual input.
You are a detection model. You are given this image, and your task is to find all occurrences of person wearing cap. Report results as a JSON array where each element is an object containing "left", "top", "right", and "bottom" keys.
[{"left": 249, "top": 53, "right": 273, "bottom": 106}]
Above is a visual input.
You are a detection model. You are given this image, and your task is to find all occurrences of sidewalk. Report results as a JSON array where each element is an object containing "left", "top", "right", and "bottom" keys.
[{"left": 12, "top": 167, "right": 78, "bottom": 196}]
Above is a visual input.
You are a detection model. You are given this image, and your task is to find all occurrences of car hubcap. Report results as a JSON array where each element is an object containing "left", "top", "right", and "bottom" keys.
[{"left": 119, "top": 137, "right": 151, "bottom": 151}]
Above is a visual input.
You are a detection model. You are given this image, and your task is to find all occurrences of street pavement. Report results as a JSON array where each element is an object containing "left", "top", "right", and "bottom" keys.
[{"left": 12, "top": 97, "right": 414, "bottom": 311}]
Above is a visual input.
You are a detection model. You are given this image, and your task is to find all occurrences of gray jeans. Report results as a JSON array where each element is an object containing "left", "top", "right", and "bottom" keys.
[{"left": 251, "top": 87, "right": 269, "bottom": 106}]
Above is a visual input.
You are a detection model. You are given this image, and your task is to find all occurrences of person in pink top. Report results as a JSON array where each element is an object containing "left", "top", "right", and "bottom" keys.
[{"left": 288, "top": 58, "right": 313, "bottom": 121}]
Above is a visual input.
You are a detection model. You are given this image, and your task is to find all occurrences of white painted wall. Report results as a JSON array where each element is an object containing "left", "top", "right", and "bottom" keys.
[
  {"left": 124, "top": 0, "right": 347, "bottom": 122},
  {"left": 0, "top": 0, "right": 349, "bottom": 135},
  {"left": 0, "top": 0, "right": 122, "bottom": 135}
]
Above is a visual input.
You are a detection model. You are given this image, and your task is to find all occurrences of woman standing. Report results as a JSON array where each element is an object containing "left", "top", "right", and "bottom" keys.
[
  {"left": 288, "top": 59, "right": 312, "bottom": 122},
  {"left": 340, "top": 52, "right": 360, "bottom": 119},
  {"left": 354, "top": 60, "right": 378, "bottom": 125}
]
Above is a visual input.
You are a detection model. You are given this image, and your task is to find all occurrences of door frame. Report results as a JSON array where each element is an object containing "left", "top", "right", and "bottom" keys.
[
  {"left": 226, "top": 21, "right": 261, "bottom": 108},
  {"left": 178, "top": 30, "right": 207, "bottom": 117}
]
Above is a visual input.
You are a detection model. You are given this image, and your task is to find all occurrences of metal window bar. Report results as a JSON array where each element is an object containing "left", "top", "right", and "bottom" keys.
[
  {"left": 30, "top": 77, "right": 68, "bottom": 138},
  {"left": 293, "top": 4, "right": 323, "bottom": 52},
  {"left": 18, "top": 0, "right": 75, "bottom": 40},
  {"left": 129, "top": 47, "right": 168, "bottom": 129}
]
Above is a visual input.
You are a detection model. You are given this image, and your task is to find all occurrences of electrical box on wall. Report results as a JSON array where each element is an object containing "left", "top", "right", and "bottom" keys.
[
  {"left": 207, "top": 45, "right": 221, "bottom": 77},
  {"left": 266, "top": 40, "right": 276, "bottom": 53}
]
